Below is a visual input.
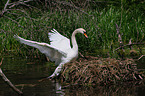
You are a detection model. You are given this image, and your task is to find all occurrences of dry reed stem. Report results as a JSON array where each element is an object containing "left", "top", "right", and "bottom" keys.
[{"left": 60, "top": 56, "right": 144, "bottom": 85}]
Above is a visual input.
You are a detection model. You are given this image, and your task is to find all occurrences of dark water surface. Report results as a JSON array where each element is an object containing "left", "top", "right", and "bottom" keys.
[{"left": 0, "top": 57, "right": 145, "bottom": 96}]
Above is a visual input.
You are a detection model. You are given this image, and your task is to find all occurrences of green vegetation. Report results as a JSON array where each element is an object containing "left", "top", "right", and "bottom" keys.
[{"left": 0, "top": 0, "right": 145, "bottom": 59}]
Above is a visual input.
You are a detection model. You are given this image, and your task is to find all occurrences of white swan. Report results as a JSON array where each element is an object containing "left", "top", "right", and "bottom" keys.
[{"left": 14, "top": 28, "right": 88, "bottom": 78}]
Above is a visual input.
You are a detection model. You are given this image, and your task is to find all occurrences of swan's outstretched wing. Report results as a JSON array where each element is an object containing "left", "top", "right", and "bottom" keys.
[
  {"left": 14, "top": 35, "right": 66, "bottom": 65},
  {"left": 49, "top": 29, "right": 71, "bottom": 52}
]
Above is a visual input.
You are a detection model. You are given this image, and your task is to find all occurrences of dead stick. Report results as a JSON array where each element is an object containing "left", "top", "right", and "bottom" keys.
[
  {"left": 0, "top": 58, "right": 23, "bottom": 95},
  {"left": 138, "top": 55, "right": 145, "bottom": 60},
  {"left": 115, "top": 42, "right": 145, "bottom": 51},
  {"left": 116, "top": 23, "right": 123, "bottom": 46},
  {"left": 56, "top": 1, "right": 93, "bottom": 17},
  {"left": 0, "top": 58, "right": 3, "bottom": 66},
  {"left": 1, "top": 0, "right": 10, "bottom": 17}
]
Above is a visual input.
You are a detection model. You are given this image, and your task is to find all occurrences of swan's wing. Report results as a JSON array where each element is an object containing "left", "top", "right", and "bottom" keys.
[
  {"left": 14, "top": 35, "right": 66, "bottom": 65},
  {"left": 48, "top": 29, "right": 71, "bottom": 52}
]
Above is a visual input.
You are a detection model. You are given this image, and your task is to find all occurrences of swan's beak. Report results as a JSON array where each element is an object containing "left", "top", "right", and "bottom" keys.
[{"left": 84, "top": 33, "right": 88, "bottom": 38}]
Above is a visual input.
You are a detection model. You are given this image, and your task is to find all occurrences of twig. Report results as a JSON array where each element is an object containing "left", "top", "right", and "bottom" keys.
[
  {"left": 115, "top": 42, "right": 145, "bottom": 51},
  {"left": 119, "top": 0, "right": 123, "bottom": 28},
  {"left": 3, "top": 0, "right": 10, "bottom": 11},
  {"left": 138, "top": 75, "right": 143, "bottom": 80},
  {"left": 1, "top": 0, "right": 10, "bottom": 17},
  {"left": 138, "top": 55, "right": 145, "bottom": 60},
  {"left": 135, "top": 20, "right": 139, "bottom": 43},
  {"left": 3, "top": 15, "right": 24, "bottom": 28},
  {"left": 55, "top": 1, "right": 93, "bottom": 17},
  {"left": 116, "top": 23, "right": 123, "bottom": 45},
  {"left": 0, "top": 58, "right": 23, "bottom": 95},
  {"left": 116, "top": 23, "right": 125, "bottom": 59},
  {"left": 129, "top": 39, "right": 133, "bottom": 50},
  {"left": 79, "top": 52, "right": 88, "bottom": 60},
  {"left": 79, "top": 52, "right": 85, "bottom": 58},
  {"left": 1, "top": 0, "right": 37, "bottom": 18},
  {"left": 8, "top": 0, "right": 40, "bottom": 11},
  {"left": 0, "top": 58, "right": 3, "bottom": 66},
  {"left": 62, "top": 83, "right": 78, "bottom": 89}
]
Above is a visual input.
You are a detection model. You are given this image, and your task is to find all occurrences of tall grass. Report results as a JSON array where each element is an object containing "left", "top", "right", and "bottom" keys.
[{"left": 0, "top": 6, "right": 144, "bottom": 58}]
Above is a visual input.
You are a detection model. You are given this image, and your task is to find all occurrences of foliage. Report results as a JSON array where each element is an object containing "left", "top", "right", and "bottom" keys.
[{"left": 0, "top": 0, "right": 145, "bottom": 59}]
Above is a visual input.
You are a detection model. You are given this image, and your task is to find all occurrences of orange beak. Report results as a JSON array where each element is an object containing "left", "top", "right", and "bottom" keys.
[{"left": 84, "top": 33, "right": 88, "bottom": 38}]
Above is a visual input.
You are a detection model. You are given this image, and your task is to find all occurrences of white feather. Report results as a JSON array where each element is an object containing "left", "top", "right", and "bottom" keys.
[
  {"left": 14, "top": 35, "right": 66, "bottom": 65},
  {"left": 14, "top": 28, "right": 87, "bottom": 78},
  {"left": 48, "top": 29, "right": 71, "bottom": 53}
]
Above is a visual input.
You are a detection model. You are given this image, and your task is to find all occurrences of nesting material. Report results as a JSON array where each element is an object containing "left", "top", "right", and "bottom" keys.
[{"left": 60, "top": 56, "right": 144, "bottom": 85}]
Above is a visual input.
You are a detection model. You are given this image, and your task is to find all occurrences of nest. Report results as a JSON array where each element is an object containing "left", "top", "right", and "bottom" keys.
[{"left": 60, "top": 56, "right": 144, "bottom": 85}]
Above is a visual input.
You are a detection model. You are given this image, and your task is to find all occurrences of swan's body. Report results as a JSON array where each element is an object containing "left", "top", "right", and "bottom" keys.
[{"left": 14, "top": 28, "right": 88, "bottom": 78}]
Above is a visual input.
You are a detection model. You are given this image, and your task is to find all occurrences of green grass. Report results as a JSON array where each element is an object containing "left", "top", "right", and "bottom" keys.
[{"left": 0, "top": 6, "right": 144, "bottom": 59}]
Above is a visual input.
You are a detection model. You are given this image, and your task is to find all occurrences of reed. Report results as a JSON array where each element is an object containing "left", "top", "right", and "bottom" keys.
[{"left": 0, "top": 6, "right": 144, "bottom": 58}]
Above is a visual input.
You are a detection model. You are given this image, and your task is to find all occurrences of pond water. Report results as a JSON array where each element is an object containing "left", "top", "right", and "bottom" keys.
[{"left": 0, "top": 57, "right": 145, "bottom": 96}]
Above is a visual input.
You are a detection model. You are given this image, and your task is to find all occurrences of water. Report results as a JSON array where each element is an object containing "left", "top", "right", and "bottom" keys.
[{"left": 0, "top": 57, "right": 145, "bottom": 96}]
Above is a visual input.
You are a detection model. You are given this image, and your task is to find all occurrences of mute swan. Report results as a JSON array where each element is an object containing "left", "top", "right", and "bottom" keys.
[{"left": 14, "top": 28, "right": 88, "bottom": 79}]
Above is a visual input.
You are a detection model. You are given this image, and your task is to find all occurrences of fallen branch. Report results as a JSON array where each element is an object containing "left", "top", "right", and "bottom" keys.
[
  {"left": 115, "top": 42, "right": 145, "bottom": 51},
  {"left": 115, "top": 23, "right": 125, "bottom": 59},
  {"left": 0, "top": 58, "right": 3, "bottom": 66},
  {"left": 0, "top": 58, "right": 23, "bottom": 95},
  {"left": 55, "top": 1, "right": 93, "bottom": 17},
  {"left": 79, "top": 52, "right": 88, "bottom": 60},
  {"left": 1, "top": 0, "right": 10, "bottom": 17},
  {"left": 138, "top": 55, "right": 145, "bottom": 60},
  {"left": 0, "top": 0, "right": 36, "bottom": 28},
  {"left": 116, "top": 23, "right": 123, "bottom": 47},
  {"left": 8, "top": 0, "right": 33, "bottom": 8}
]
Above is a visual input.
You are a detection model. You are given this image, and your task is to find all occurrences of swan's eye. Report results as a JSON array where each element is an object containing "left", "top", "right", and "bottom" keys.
[{"left": 83, "top": 31, "right": 86, "bottom": 33}]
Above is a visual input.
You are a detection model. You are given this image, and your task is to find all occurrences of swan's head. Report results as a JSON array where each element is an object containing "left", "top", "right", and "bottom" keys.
[{"left": 76, "top": 28, "right": 88, "bottom": 38}]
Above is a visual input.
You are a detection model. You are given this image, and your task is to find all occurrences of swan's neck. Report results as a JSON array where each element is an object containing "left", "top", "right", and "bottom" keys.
[{"left": 71, "top": 30, "right": 78, "bottom": 51}]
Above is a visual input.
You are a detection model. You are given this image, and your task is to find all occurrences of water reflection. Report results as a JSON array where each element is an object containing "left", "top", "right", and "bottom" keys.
[
  {"left": 64, "top": 82, "right": 145, "bottom": 96},
  {"left": 0, "top": 57, "right": 64, "bottom": 96},
  {"left": 55, "top": 82, "right": 65, "bottom": 96},
  {"left": 0, "top": 57, "right": 145, "bottom": 96}
]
